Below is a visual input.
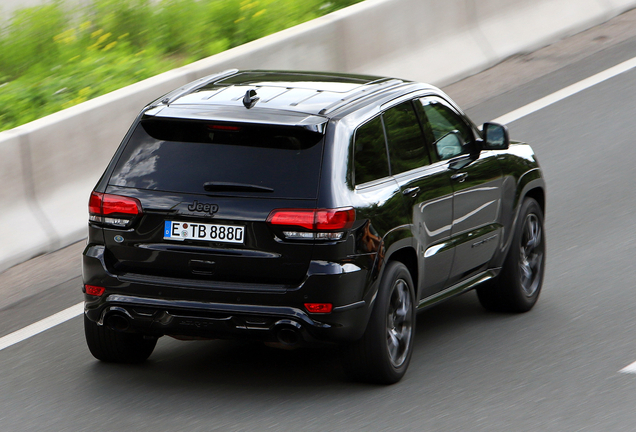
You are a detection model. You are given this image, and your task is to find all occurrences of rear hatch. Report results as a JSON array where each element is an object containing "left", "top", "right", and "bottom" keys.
[{"left": 100, "top": 116, "right": 325, "bottom": 286}]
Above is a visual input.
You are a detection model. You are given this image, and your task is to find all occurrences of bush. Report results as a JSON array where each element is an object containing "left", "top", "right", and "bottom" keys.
[{"left": 0, "top": 0, "right": 363, "bottom": 131}]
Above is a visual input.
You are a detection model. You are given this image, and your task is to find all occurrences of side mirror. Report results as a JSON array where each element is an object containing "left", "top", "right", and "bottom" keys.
[{"left": 482, "top": 122, "right": 509, "bottom": 150}]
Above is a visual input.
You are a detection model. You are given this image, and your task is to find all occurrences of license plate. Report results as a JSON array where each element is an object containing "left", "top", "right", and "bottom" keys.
[{"left": 164, "top": 221, "right": 245, "bottom": 244}]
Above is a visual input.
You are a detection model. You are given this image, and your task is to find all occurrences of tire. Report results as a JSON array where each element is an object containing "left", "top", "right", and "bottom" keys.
[
  {"left": 477, "top": 198, "right": 545, "bottom": 313},
  {"left": 341, "top": 261, "right": 416, "bottom": 384},
  {"left": 84, "top": 314, "right": 157, "bottom": 363}
]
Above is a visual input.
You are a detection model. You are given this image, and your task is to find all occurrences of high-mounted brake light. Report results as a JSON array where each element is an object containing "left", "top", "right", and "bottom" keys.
[
  {"left": 89, "top": 192, "right": 141, "bottom": 227},
  {"left": 267, "top": 208, "right": 355, "bottom": 240},
  {"left": 207, "top": 124, "right": 241, "bottom": 132}
]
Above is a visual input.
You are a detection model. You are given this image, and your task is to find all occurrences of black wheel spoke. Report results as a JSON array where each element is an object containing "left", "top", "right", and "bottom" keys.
[
  {"left": 519, "top": 213, "right": 543, "bottom": 297},
  {"left": 386, "top": 278, "right": 413, "bottom": 368},
  {"left": 387, "top": 330, "right": 400, "bottom": 360}
]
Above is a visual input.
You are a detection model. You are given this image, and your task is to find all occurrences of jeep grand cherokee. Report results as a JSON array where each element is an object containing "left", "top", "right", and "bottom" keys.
[{"left": 82, "top": 70, "right": 546, "bottom": 384}]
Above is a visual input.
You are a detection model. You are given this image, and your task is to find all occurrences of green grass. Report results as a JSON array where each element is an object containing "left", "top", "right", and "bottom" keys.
[{"left": 0, "top": 0, "right": 363, "bottom": 132}]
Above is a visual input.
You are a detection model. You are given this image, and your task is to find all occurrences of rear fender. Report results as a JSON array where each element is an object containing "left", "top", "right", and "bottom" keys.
[{"left": 364, "top": 225, "right": 415, "bottom": 301}]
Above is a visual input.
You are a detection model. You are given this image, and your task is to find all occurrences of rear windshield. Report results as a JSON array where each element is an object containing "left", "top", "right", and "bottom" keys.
[{"left": 109, "top": 118, "right": 325, "bottom": 199}]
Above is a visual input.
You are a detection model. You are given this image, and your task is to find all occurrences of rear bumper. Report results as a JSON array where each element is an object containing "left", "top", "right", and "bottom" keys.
[
  {"left": 85, "top": 294, "right": 366, "bottom": 345},
  {"left": 83, "top": 244, "right": 373, "bottom": 344}
]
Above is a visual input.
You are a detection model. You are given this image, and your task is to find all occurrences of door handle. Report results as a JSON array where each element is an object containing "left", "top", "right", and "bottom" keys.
[
  {"left": 402, "top": 186, "right": 420, "bottom": 197},
  {"left": 451, "top": 172, "right": 468, "bottom": 182}
]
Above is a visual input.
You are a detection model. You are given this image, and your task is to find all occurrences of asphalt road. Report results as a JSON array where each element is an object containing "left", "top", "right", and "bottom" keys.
[{"left": 3, "top": 11, "right": 636, "bottom": 432}]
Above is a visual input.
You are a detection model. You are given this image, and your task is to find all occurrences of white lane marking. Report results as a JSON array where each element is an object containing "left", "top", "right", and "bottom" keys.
[
  {"left": 620, "top": 361, "right": 636, "bottom": 374},
  {"left": 620, "top": 362, "right": 636, "bottom": 374},
  {"left": 491, "top": 55, "right": 636, "bottom": 125},
  {"left": 0, "top": 302, "right": 83, "bottom": 352},
  {"left": 4, "top": 56, "right": 636, "bottom": 355}
]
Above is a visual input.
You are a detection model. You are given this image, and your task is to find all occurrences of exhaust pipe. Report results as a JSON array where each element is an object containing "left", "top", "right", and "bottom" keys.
[
  {"left": 273, "top": 320, "right": 303, "bottom": 346},
  {"left": 99, "top": 306, "right": 133, "bottom": 331},
  {"left": 277, "top": 328, "right": 300, "bottom": 345},
  {"left": 104, "top": 312, "right": 131, "bottom": 332}
]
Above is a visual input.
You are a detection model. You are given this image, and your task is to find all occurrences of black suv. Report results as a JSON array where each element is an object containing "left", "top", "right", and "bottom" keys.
[{"left": 83, "top": 70, "right": 546, "bottom": 383}]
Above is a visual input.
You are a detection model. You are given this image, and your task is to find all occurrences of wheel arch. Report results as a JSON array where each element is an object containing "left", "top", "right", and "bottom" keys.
[
  {"left": 385, "top": 246, "right": 418, "bottom": 297},
  {"left": 493, "top": 171, "right": 546, "bottom": 269},
  {"left": 515, "top": 168, "right": 546, "bottom": 214},
  {"left": 524, "top": 186, "right": 545, "bottom": 216}
]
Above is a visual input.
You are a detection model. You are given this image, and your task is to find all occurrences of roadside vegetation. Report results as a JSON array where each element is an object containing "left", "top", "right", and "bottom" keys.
[{"left": 0, "top": 0, "right": 363, "bottom": 132}]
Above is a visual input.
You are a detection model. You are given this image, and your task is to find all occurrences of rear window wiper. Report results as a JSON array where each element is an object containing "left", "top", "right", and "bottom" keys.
[{"left": 203, "top": 181, "right": 274, "bottom": 193}]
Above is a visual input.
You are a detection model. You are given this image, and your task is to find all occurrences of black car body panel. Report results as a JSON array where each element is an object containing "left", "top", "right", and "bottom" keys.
[{"left": 83, "top": 70, "right": 546, "bottom": 371}]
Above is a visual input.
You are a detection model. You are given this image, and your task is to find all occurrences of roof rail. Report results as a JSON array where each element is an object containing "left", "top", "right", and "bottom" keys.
[
  {"left": 156, "top": 69, "right": 239, "bottom": 106},
  {"left": 318, "top": 79, "right": 404, "bottom": 115}
]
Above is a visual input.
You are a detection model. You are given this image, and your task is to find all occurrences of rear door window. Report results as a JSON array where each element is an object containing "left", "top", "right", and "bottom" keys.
[
  {"left": 382, "top": 101, "right": 430, "bottom": 174},
  {"left": 353, "top": 116, "right": 390, "bottom": 185},
  {"left": 109, "top": 119, "right": 325, "bottom": 199}
]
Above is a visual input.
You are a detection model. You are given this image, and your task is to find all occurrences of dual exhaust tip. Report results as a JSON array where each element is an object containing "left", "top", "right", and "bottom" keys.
[{"left": 102, "top": 311, "right": 305, "bottom": 346}]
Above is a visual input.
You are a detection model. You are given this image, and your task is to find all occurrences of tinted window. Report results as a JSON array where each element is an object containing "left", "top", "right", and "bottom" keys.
[
  {"left": 109, "top": 119, "right": 324, "bottom": 199},
  {"left": 416, "top": 98, "right": 474, "bottom": 160},
  {"left": 354, "top": 116, "right": 389, "bottom": 185},
  {"left": 382, "top": 101, "right": 430, "bottom": 174}
]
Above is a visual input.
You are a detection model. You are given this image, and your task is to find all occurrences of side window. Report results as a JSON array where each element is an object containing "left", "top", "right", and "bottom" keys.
[
  {"left": 382, "top": 101, "right": 430, "bottom": 175},
  {"left": 416, "top": 98, "right": 474, "bottom": 161},
  {"left": 354, "top": 116, "right": 389, "bottom": 185}
]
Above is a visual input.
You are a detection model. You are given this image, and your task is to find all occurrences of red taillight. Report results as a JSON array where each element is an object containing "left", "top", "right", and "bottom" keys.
[
  {"left": 89, "top": 192, "right": 141, "bottom": 215},
  {"left": 267, "top": 209, "right": 315, "bottom": 230},
  {"left": 266, "top": 208, "right": 355, "bottom": 241},
  {"left": 85, "top": 285, "right": 105, "bottom": 296},
  {"left": 102, "top": 194, "right": 141, "bottom": 215},
  {"left": 315, "top": 209, "right": 356, "bottom": 230},
  {"left": 266, "top": 208, "right": 355, "bottom": 230},
  {"left": 305, "top": 303, "right": 333, "bottom": 314},
  {"left": 88, "top": 192, "right": 102, "bottom": 215},
  {"left": 89, "top": 192, "right": 141, "bottom": 227}
]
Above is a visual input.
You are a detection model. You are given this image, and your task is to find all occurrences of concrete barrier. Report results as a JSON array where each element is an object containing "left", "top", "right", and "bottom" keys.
[
  {"left": 1, "top": 0, "right": 635, "bottom": 273},
  {"left": 0, "top": 71, "right": 196, "bottom": 271},
  {"left": 337, "top": 0, "right": 634, "bottom": 84},
  {"left": 0, "top": 131, "right": 53, "bottom": 271}
]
